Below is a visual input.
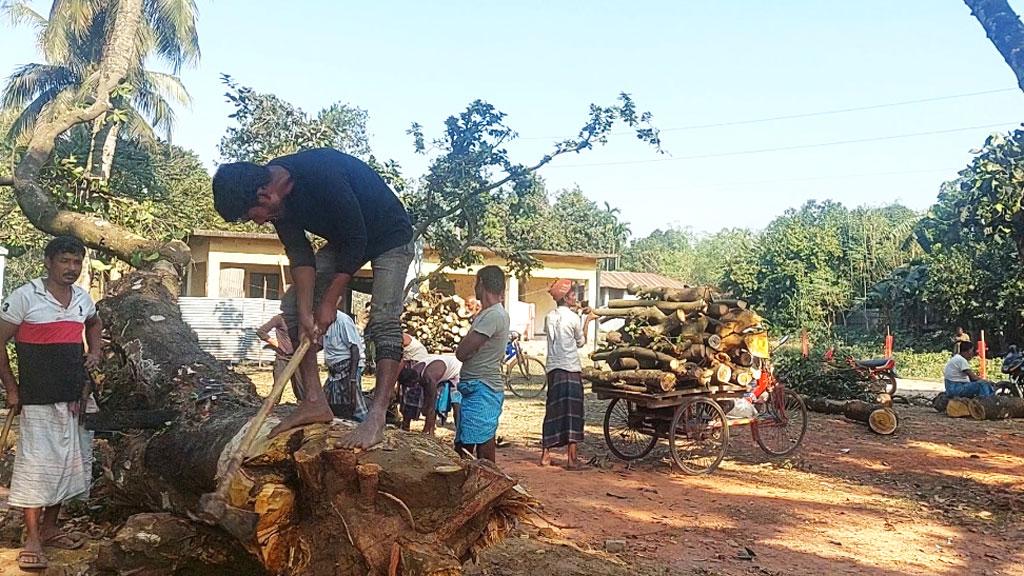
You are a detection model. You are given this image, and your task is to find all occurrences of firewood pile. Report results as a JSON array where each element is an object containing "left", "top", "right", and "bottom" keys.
[
  {"left": 401, "top": 290, "right": 473, "bottom": 353},
  {"left": 583, "top": 283, "right": 767, "bottom": 394}
]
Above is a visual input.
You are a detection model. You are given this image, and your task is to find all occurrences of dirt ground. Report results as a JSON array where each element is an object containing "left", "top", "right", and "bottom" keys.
[{"left": 0, "top": 368, "right": 1021, "bottom": 575}]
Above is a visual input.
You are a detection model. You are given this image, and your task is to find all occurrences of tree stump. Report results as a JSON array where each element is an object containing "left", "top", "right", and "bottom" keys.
[{"left": 90, "top": 272, "right": 523, "bottom": 575}]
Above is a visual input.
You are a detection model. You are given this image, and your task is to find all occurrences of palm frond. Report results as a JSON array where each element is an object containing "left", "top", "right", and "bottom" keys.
[
  {"left": 129, "top": 84, "right": 176, "bottom": 137},
  {"left": 120, "top": 107, "right": 158, "bottom": 146},
  {"left": 3, "top": 0, "right": 48, "bottom": 33},
  {"left": 1, "top": 63, "right": 77, "bottom": 111},
  {"left": 41, "top": 0, "right": 97, "bottom": 63},
  {"left": 144, "top": 0, "right": 200, "bottom": 72},
  {"left": 6, "top": 85, "right": 63, "bottom": 140},
  {"left": 139, "top": 70, "right": 190, "bottom": 106}
]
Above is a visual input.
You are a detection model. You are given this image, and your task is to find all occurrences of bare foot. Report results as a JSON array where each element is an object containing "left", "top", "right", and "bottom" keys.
[
  {"left": 540, "top": 449, "right": 552, "bottom": 466},
  {"left": 340, "top": 416, "right": 385, "bottom": 449},
  {"left": 269, "top": 402, "right": 333, "bottom": 437}
]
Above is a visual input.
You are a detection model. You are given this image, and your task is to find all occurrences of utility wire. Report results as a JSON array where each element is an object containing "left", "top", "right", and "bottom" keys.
[
  {"left": 518, "top": 87, "right": 1019, "bottom": 141},
  {"left": 547, "top": 121, "right": 1019, "bottom": 169}
]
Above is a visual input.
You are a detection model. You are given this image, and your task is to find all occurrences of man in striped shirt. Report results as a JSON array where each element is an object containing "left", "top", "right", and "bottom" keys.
[{"left": 0, "top": 236, "right": 103, "bottom": 570}]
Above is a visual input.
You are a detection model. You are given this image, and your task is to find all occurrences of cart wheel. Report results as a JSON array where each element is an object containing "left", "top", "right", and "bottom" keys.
[
  {"left": 668, "top": 398, "right": 728, "bottom": 475},
  {"left": 603, "top": 398, "right": 658, "bottom": 460},
  {"left": 881, "top": 374, "right": 897, "bottom": 396},
  {"left": 752, "top": 388, "right": 807, "bottom": 456}
]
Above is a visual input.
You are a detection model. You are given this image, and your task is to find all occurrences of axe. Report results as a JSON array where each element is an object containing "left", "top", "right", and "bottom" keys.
[{"left": 197, "top": 337, "right": 311, "bottom": 540}]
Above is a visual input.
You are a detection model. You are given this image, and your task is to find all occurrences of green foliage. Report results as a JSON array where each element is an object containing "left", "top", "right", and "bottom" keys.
[
  {"left": 218, "top": 75, "right": 371, "bottom": 164},
  {"left": 877, "top": 128, "right": 1024, "bottom": 347},
  {"left": 773, "top": 347, "right": 865, "bottom": 400},
  {"left": 621, "top": 227, "right": 756, "bottom": 286},
  {"left": 404, "top": 95, "right": 659, "bottom": 282},
  {"left": 716, "top": 201, "right": 921, "bottom": 333}
]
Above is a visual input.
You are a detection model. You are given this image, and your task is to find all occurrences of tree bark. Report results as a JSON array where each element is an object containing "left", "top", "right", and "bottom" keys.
[
  {"left": 968, "top": 395, "right": 1024, "bottom": 419},
  {"left": 9, "top": 0, "right": 190, "bottom": 271},
  {"left": 91, "top": 273, "right": 522, "bottom": 575},
  {"left": 965, "top": 0, "right": 1024, "bottom": 92},
  {"left": 582, "top": 367, "right": 676, "bottom": 392},
  {"left": 805, "top": 397, "right": 899, "bottom": 434}
]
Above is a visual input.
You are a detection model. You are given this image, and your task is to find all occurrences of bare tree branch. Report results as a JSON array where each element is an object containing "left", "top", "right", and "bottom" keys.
[{"left": 10, "top": 0, "right": 191, "bottom": 269}]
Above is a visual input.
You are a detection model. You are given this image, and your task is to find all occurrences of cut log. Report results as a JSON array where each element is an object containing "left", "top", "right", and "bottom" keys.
[
  {"left": 652, "top": 300, "right": 706, "bottom": 314},
  {"left": 805, "top": 397, "right": 899, "bottom": 434},
  {"left": 967, "top": 395, "right": 1024, "bottom": 420},
  {"left": 589, "top": 381, "right": 648, "bottom": 394},
  {"left": 705, "top": 302, "right": 733, "bottom": 318},
  {"left": 705, "top": 334, "right": 723, "bottom": 351},
  {"left": 613, "top": 357, "right": 641, "bottom": 370},
  {"left": 581, "top": 367, "right": 677, "bottom": 392},
  {"left": 731, "top": 349, "right": 754, "bottom": 367},
  {"left": 946, "top": 398, "right": 972, "bottom": 418},
  {"left": 627, "top": 284, "right": 709, "bottom": 302},
  {"left": 607, "top": 346, "right": 680, "bottom": 371},
  {"left": 592, "top": 306, "right": 667, "bottom": 324},
  {"left": 711, "top": 362, "right": 732, "bottom": 386},
  {"left": 732, "top": 368, "right": 754, "bottom": 387},
  {"left": 604, "top": 331, "right": 625, "bottom": 345},
  {"left": 712, "top": 298, "right": 748, "bottom": 310},
  {"left": 91, "top": 272, "right": 522, "bottom": 575}
]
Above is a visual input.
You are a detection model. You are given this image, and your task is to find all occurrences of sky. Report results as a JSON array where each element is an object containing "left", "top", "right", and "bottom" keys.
[{"left": 2, "top": 1, "right": 1024, "bottom": 239}]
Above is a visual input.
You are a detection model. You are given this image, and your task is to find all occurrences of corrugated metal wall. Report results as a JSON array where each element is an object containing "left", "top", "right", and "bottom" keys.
[{"left": 179, "top": 297, "right": 279, "bottom": 363}]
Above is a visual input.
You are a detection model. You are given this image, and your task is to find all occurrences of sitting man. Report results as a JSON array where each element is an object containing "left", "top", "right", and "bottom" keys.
[{"left": 943, "top": 340, "right": 995, "bottom": 398}]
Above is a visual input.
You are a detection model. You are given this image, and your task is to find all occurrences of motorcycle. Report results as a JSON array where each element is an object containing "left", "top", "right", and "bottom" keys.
[
  {"left": 823, "top": 348, "right": 899, "bottom": 395},
  {"left": 997, "top": 345, "right": 1024, "bottom": 397}
]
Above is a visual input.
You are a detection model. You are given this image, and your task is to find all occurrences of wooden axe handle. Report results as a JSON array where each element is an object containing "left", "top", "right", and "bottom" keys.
[
  {"left": 0, "top": 406, "right": 16, "bottom": 453},
  {"left": 210, "top": 337, "right": 311, "bottom": 502}
]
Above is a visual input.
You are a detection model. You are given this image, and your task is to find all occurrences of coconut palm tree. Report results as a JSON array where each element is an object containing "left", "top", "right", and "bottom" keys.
[{"left": 2, "top": 0, "right": 199, "bottom": 179}]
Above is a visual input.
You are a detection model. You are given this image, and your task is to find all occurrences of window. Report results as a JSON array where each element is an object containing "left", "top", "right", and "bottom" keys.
[{"left": 248, "top": 272, "right": 281, "bottom": 300}]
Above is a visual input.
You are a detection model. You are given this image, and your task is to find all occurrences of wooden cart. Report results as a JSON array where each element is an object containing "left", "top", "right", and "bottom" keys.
[{"left": 596, "top": 380, "right": 808, "bottom": 475}]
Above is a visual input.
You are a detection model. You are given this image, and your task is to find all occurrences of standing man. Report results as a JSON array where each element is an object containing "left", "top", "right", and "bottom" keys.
[
  {"left": 213, "top": 148, "right": 413, "bottom": 447},
  {"left": 323, "top": 310, "right": 367, "bottom": 421},
  {"left": 540, "top": 279, "right": 587, "bottom": 469},
  {"left": 454, "top": 266, "right": 510, "bottom": 462},
  {"left": 256, "top": 314, "right": 304, "bottom": 401},
  {"left": 0, "top": 236, "right": 102, "bottom": 571}
]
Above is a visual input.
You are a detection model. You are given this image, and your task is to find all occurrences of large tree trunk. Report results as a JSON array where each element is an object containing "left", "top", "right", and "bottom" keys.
[
  {"left": 91, "top": 273, "right": 522, "bottom": 575},
  {"left": 966, "top": 0, "right": 1024, "bottom": 92}
]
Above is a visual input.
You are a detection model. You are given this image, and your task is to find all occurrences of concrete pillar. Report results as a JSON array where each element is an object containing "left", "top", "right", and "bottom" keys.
[
  {"left": 207, "top": 256, "right": 221, "bottom": 297},
  {"left": 505, "top": 273, "right": 519, "bottom": 307}
]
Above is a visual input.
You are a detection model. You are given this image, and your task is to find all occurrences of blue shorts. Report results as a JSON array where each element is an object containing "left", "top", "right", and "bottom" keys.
[{"left": 455, "top": 380, "right": 503, "bottom": 445}]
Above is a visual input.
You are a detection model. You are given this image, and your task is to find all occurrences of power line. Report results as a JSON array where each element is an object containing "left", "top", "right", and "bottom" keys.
[
  {"left": 547, "top": 121, "right": 1019, "bottom": 169},
  {"left": 519, "top": 87, "right": 1019, "bottom": 141},
  {"left": 633, "top": 167, "right": 954, "bottom": 192}
]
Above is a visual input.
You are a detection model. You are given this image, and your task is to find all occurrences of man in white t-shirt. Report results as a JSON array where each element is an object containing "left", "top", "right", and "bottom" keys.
[
  {"left": 323, "top": 311, "right": 367, "bottom": 420},
  {"left": 540, "top": 279, "right": 587, "bottom": 469},
  {"left": 943, "top": 340, "right": 994, "bottom": 398}
]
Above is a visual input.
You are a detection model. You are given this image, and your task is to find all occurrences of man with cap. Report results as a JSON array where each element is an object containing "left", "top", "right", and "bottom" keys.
[
  {"left": 212, "top": 148, "right": 414, "bottom": 448},
  {"left": 540, "top": 278, "right": 588, "bottom": 469}
]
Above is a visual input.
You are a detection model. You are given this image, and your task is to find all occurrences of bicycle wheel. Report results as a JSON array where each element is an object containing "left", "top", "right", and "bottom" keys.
[
  {"left": 752, "top": 388, "right": 808, "bottom": 456},
  {"left": 603, "top": 398, "right": 658, "bottom": 460},
  {"left": 668, "top": 398, "right": 728, "bottom": 475},
  {"left": 505, "top": 356, "right": 547, "bottom": 398}
]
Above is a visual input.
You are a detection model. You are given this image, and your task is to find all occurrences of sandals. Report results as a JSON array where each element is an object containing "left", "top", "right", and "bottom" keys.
[
  {"left": 18, "top": 550, "right": 48, "bottom": 570},
  {"left": 43, "top": 531, "right": 86, "bottom": 550}
]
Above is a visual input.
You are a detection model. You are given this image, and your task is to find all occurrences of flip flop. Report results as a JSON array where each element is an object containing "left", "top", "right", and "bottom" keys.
[
  {"left": 18, "top": 550, "right": 48, "bottom": 570},
  {"left": 43, "top": 531, "right": 85, "bottom": 550}
]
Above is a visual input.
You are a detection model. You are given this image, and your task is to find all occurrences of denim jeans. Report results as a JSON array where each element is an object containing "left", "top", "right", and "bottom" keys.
[
  {"left": 281, "top": 242, "right": 413, "bottom": 363},
  {"left": 944, "top": 379, "right": 995, "bottom": 398}
]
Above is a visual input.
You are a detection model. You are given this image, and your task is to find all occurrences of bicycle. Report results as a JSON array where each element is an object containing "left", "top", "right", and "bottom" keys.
[{"left": 502, "top": 331, "right": 547, "bottom": 398}]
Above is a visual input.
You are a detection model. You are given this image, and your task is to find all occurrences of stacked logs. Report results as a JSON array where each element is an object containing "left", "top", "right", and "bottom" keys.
[
  {"left": 804, "top": 397, "right": 899, "bottom": 435},
  {"left": 402, "top": 290, "right": 473, "bottom": 353},
  {"left": 583, "top": 283, "right": 765, "bottom": 393}
]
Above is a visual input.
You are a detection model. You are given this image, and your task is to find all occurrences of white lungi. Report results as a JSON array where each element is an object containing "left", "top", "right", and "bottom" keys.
[{"left": 8, "top": 403, "right": 91, "bottom": 508}]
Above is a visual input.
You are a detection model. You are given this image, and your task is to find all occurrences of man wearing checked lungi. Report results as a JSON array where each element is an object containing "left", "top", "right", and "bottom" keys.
[
  {"left": 454, "top": 266, "right": 510, "bottom": 462},
  {"left": 0, "top": 236, "right": 103, "bottom": 571},
  {"left": 540, "top": 279, "right": 588, "bottom": 469}
]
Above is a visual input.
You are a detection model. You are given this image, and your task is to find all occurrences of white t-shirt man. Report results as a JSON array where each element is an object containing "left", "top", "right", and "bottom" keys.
[
  {"left": 943, "top": 354, "right": 971, "bottom": 383},
  {"left": 544, "top": 305, "right": 585, "bottom": 373},
  {"left": 324, "top": 311, "right": 364, "bottom": 368}
]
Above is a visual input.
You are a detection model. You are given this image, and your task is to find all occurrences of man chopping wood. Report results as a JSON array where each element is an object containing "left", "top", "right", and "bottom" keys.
[
  {"left": 213, "top": 148, "right": 414, "bottom": 447},
  {"left": 454, "top": 266, "right": 510, "bottom": 462},
  {"left": 540, "top": 279, "right": 587, "bottom": 469},
  {"left": 0, "top": 236, "right": 103, "bottom": 571}
]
